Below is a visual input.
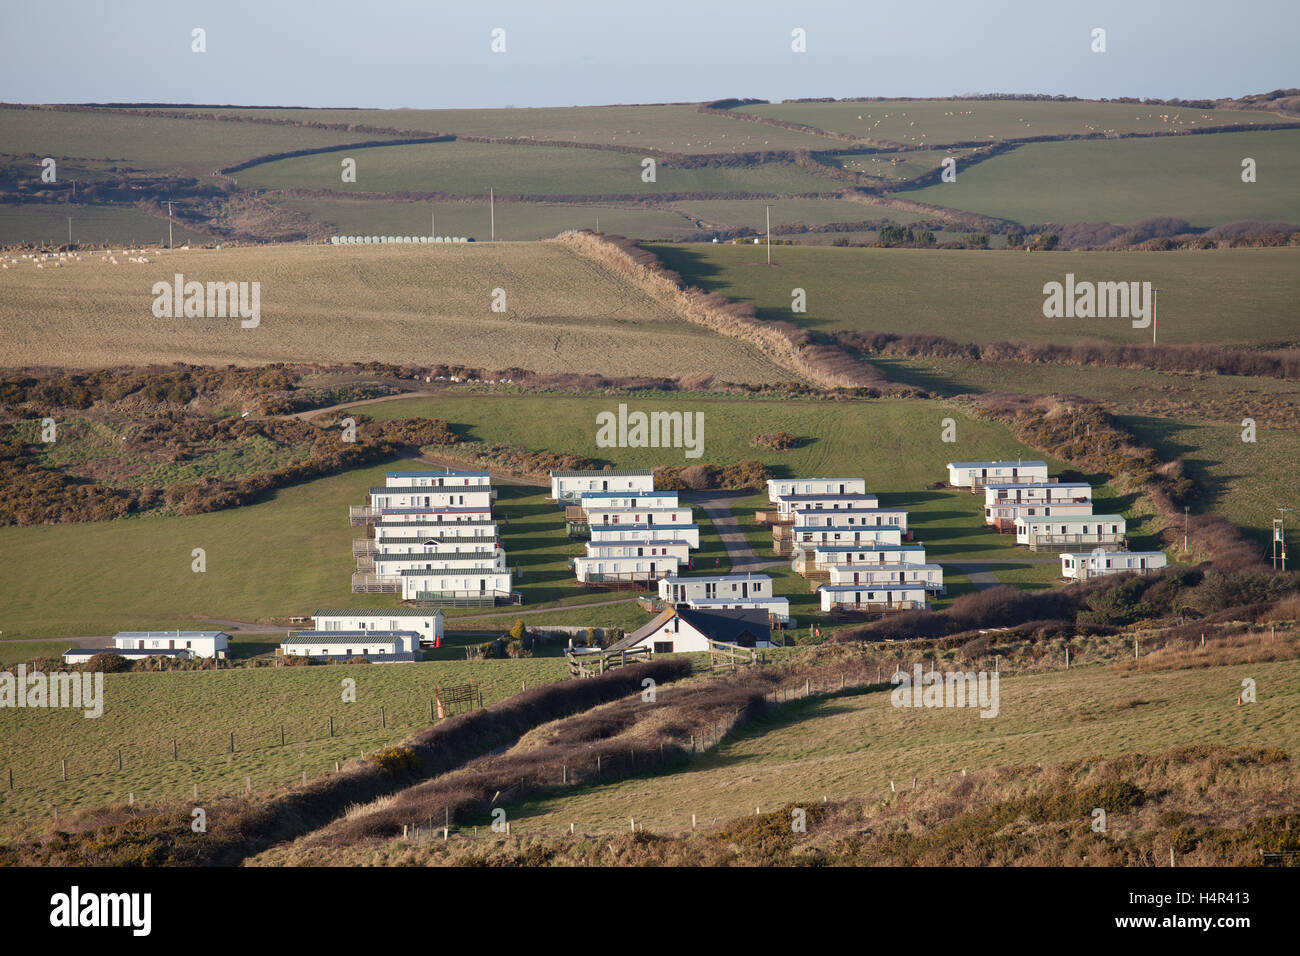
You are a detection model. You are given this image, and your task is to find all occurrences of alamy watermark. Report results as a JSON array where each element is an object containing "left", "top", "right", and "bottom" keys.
[
  {"left": 891, "top": 664, "right": 999, "bottom": 718},
  {"left": 595, "top": 403, "right": 704, "bottom": 459},
  {"left": 1042, "top": 273, "right": 1151, "bottom": 328},
  {"left": 152, "top": 273, "right": 260, "bottom": 328},
  {"left": 0, "top": 665, "right": 103, "bottom": 718}
]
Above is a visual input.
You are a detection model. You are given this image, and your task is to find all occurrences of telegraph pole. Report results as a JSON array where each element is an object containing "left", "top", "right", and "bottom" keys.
[
  {"left": 67, "top": 216, "right": 72, "bottom": 244},
  {"left": 165, "top": 200, "right": 177, "bottom": 249},
  {"left": 765, "top": 204, "right": 772, "bottom": 265},
  {"left": 489, "top": 188, "right": 495, "bottom": 241},
  {"left": 1183, "top": 506, "right": 1189, "bottom": 553},
  {"left": 1277, "top": 508, "right": 1294, "bottom": 572}
]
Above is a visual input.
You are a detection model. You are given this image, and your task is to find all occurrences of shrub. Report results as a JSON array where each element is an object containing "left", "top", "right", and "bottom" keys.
[
  {"left": 367, "top": 746, "right": 421, "bottom": 776},
  {"left": 82, "top": 652, "right": 131, "bottom": 673},
  {"left": 508, "top": 619, "right": 526, "bottom": 641}
]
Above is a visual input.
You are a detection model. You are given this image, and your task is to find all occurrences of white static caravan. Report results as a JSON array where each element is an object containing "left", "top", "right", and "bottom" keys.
[
  {"left": 583, "top": 507, "right": 693, "bottom": 528},
  {"left": 984, "top": 482, "right": 1092, "bottom": 507},
  {"left": 280, "top": 631, "right": 420, "bottom": 663},
  {"left": 1015, "top": 515, "right": 1127, "bottom": 552},
  {"left": 791, "top": 525, "right": 904, "bottom": 548},
  {"left": 572, "top": 554, "right": 682, "bottom": 584},
  {"left": 659, "top": 574, "right": 774, "bottom": 604},
  {"left": 986, "top": 499, "right": 1093, "bottom": 532},
  {"left": 384, "top": 469, "right": 491, "bottom": 489},
  {"left": 550, "top": 469, "right": 655, "bottom": 504},
  {"left": 798, "top": 543, "right": 928, "bottom": 572},
  {"left": 818, "top": 584, "right": 929, "bottom": 613},
  {"left": 766, "top": 478, "right": 866, "bottom": 504},
  {"left": 578, "top": 490, "right": 679, "bottom": 511},
  {"left": 376, "top": 506, "right": 493, "bottom": 525},
  {"left": 398, "top": 568, "right": 514, "bottom": 602},
  {"left": 589, "top": 523, "right": 701, "bottom": 549},
  {"left": 373, "top": 552, "right": 506, "bottom": 576},
  {"left": 946, "top": 460, "right": 1049, "bottom": 489},
  {"left": 373, "top": 521, "right": 499, "bottom": 543},
  {"left": 775, "top": 493, "right": 880, "bottom": 517},
  {"left": 1060, "top": 551, "right": 1168, "bottom": 580},
  {"left": 64, "top": 630, "right": 230, "bottom": 664},
  {"left": 793, "top": 507, "right": 906, "bottom": 531},
  {"left": 586, "top": 539, "right": 694, "bottom": 564},
  {"left": 370, "top": 537, "right": 498, "bottom": 557},
  {"left": 827, "top": 563, "right": 945, "bottom": 592},
  {"left": 368, "top": 486, "right": 494, "bottom": 511},
  {"left": 313, "top": 608, "right": 445, "bottom": 644}
]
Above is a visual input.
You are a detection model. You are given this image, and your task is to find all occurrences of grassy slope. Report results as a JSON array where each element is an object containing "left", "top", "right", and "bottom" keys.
[
  {"left": 0, "top": 395, "right": 1081, "bottom": 640},
  {"left": 153, "top": 104, "right": 845, "bottom": 153},
  {"left": 502, "top": 658, "right": 1300, "bottom": 834},
  {"left": 0, "top": 657, "right": 569, "bottom": 836},
  {"left": 737, "top": 99, "right": 1283, "bottom": 146},
  {"left": 909, "top": 130, "right": 1300, "bottom": 226},
  {"left": 644, "top": 242, "right": 1300, "bottom": 346},
  {"left": 281, "top": 197, "right": 700, "bottom": 241},
  {"left": 0, "top": 241, "right": 788, "bottom": 383},
  {"left": 236, "top": 140, "right": 840, "bottom": 197},
  {"left": 0, "top": 106, "right": 362, "bottom": 176}
]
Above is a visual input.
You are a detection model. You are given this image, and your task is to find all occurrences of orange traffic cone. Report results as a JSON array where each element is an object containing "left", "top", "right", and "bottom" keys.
[{"left": 1237, "top": 695, "right": 1242, "bottom": 706}]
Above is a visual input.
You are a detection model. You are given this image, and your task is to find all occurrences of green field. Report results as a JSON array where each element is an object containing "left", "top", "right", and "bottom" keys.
[
  {"left": 236, "top": 140, "right": 841, "bottom": 198},
  {"left": 0, "top": 106, "right": 362, "bottom": 176},
  {"left": 736, "top": 99, "right": 1284, "bottom": 146},
  {"left": 1118, "top": 416, "right": 1300, "bottom": 550},
  {"left": 909, "top": 130, "right": 1300, "bottom": 227},
  {"left": 669, "top": 197, "right": 930, "bottom": 231},
  {"left": 142, "top": 104, "right": 844, "bottom": 154},
  {"left": 0, "top": 394, "right": 1080, "bottom": 640},
  {"left": 0, "top": 656, "right": 569, "bottom": 836},
  {"left": 501, "top": 658, "right": 1300, "bottom": 834},
  {"left": 826, "top": 147, "right": 972, "bottom": 181},
  {"left": 0, "top": 204, "right": 211, "bottom": 245},
  {"left": 281, "top": 197, "right": 700, "bottom": 241},
  {"left": 644, "top": 242, "right": 1300, "bottom": 346}
]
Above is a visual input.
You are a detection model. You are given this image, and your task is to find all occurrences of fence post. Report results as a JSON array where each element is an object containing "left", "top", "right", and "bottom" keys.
[
  {"left": 381, "top": 707, "right": 386, "bottom": 729},
  {"left": 61, "top": 759, "right": 66, "bottom": 781},
  {"left": 229, "top": 732, "right": 235, "bottom": 753},
  {"left": 329, "top": 716, "right": 334, "bottom": 737},
  {"left": 117, "top": 748, "right": 122, "bottom": 771},
  {"left": 7, "top": 768, "right": 11, "bottom": 790},
  {"left": 281, "top": 725, "right": 285, "bottom": 746},
  {"left": 173, "top": 739, "right": 177, "bottom": 760}
]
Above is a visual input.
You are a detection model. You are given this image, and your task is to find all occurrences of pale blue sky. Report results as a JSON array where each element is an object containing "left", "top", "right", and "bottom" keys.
[{"left": 1, "top": 1, "right": 1295, "bottom": 109}]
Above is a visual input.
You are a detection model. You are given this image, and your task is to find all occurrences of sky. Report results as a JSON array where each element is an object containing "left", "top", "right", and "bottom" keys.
[{"left": 0, "top": 0, "right": 1296, "bottom": 109}]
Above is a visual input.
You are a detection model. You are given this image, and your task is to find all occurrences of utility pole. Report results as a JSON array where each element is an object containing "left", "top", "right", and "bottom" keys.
[
  {"left": 1277, "top": 508, "right": 1293, "bottom": 572},
  {"left": 431, "top": 208, "right": 435, "bottom": 239},
  {"left": 1184, "top": 506, "right": 1189, "bottom": 553},
  {"left": 165, "top": 200, "right": 176, "bottom": 249},
  {"left": 765, "top": 204, "right": 772, "bottom": 265},
  {"left": 67, "top": 216, "right": 72, "bottom": 244},
  {"left": 489, "top": 187, "right": 494, "bottom": 241}
]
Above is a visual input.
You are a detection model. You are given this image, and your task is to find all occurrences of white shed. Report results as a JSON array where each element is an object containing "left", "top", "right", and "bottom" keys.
[{"left": 550, "top": 469, "right": 655, "bottom": 503}]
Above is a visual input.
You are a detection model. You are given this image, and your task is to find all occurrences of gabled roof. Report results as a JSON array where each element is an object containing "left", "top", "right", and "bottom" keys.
[
  {"left": 607, "top": 609, "right": 677, "bottom": 652},
  {"left": 676, "top": 607, "right": 771, "bottom": 644}
]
